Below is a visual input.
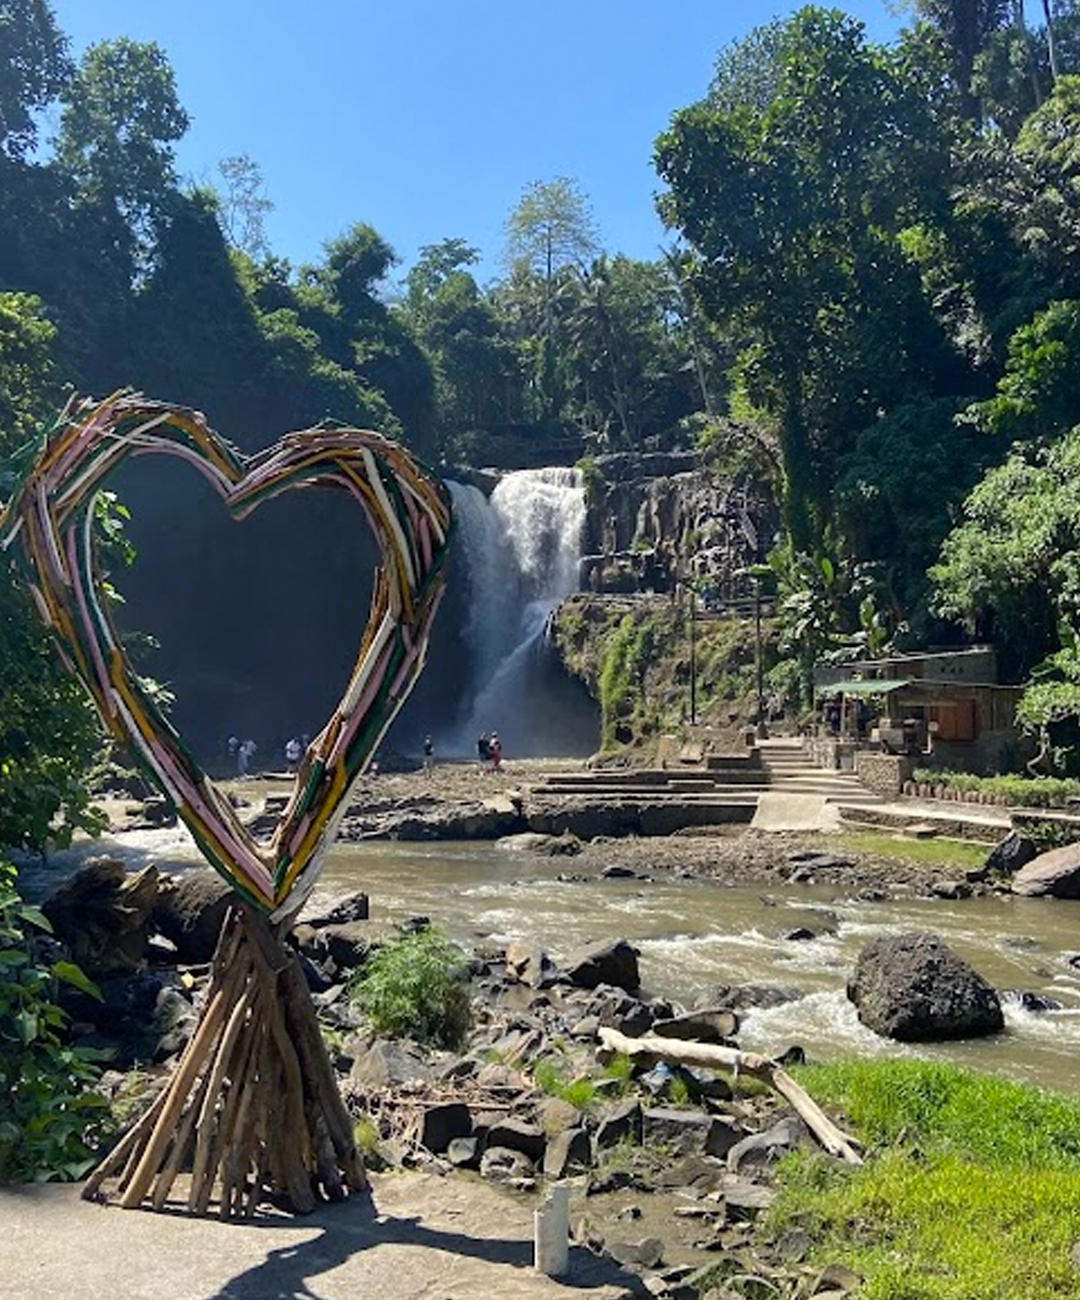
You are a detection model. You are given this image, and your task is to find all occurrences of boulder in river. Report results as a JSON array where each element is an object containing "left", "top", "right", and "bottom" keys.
[
  {"left": 1011, "top": 843, "right": 1080, "bottom": 898},
  {"left": 847, "top": 932, "right": 1004, "bottom": 1041}
]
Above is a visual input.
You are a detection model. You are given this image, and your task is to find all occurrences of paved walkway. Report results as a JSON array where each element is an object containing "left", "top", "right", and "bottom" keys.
[{"left": 0, "top": 1173, "right": 641, "bottom": 1300}]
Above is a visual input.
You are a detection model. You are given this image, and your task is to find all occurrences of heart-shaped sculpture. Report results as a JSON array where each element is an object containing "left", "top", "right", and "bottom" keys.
[{"left": 0, "top": 392, "right": 452, "bottom": 920}]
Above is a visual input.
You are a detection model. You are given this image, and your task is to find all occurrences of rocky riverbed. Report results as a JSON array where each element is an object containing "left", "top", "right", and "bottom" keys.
[{"left": 36, "top": 757, "right": 1067, "bottom": 1297}]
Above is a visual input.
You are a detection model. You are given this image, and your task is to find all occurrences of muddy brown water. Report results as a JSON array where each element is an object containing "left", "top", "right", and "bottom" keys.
[{"left": 29, "top": 814, "right": 1080, "bottom": 1097}]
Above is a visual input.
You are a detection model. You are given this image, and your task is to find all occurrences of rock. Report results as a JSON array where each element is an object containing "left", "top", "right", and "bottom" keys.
[
  {"left": 847, "top": 932, "right": 1004, "bottom": 1041},
  {"left": 479, "top": 1145, "right": 534, "bottom": 1184},
  {"left": 606, "top": 1237, "right": 665, "bottom": 1270},
  {"left": 504, "top": 940, "right": 558, "bottom": 988},
  {"left": 140, "top": 796, "right": 176, "bottom": 826},
  {"left": 152, "top": 869, "right": 232, "bottom": 964},
  {"left": 601, "top": 864, "right": 640, "bottom": 878},
  {"left": 642, "top": 1107, "right": 714, "bottom": 1154},
  {"left": 485, "top": 1118, "right": 545, "bottom": 1162},
  {"left": 726, "top": 1117, "right": 807, "bottom": 1171},
  {"left": 299, "top": 920, "right": 398, "bottom": 974},
  {"left": 650, "top": 1156, "right": 726, "bottom": 1194},
  {"left": 980, "top": 832, "right": 1038, "bottom": 880},
  {"left": 348, "top": 1038, "right": 434, "bottom": 1088},
  {"left": 1004, "top": 989, "right": 1063, "bottom": 1012},
  {"left": 301, "top": 891, "right": 370, "bottom": 926},
  {"left": 42, "top": 858, "right": 160, "bottom": 975},
  {"left": 446, "top": 1136, "right": 481, "bottom": 1169},
  {"left": 785, "top": 851, "right": 855, "bottom": 871},
  {"left": 562, "top": 938, "right": 641, "bottom": 992},
  {"left": 543, "top": 1127, "right": 592, "bottom": 1178},
  {"left": 721, "top": 1178, "right": 776, "bottom": 1214},
  {"left": 1012, "top": 843, "right": 1080, "bottom": 898},
  {"left": 704, "top": 1116, "right": 744, "bottom": 1159},
  {"left": 694, "top": 983, "right": 802, "bottom": 1011},
  {"left": 586, "top": 985, "right": 655, "bottom": 1035},
  {"left": 418, "top": 1102, "right": 472, "bottom": 1153},
  {"left": 539, "top": 1097, "right": 584, "bottom": 1137},
  {"left": 651, "top": 1008, "right": 739, "bottom": 1044},
  {"left": 498, "top": 831, "right": 581, "bottom": 856},
  {"left": 569, "top": 1014, "right": 601, "bottom": 1039},
  {"left": 595, "top": 1097, "right": 643, "bottom": 1149}
]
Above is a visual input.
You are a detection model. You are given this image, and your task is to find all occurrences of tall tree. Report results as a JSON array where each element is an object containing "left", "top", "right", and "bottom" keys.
[
  {"left": 215, "top": 153, "right": 273, "bottom": 260},
  {"left": 56, "top": 37, "right": 189, "bottom": 274},
  {"left": 655, "top": 7, "right": 948, "bottom": 551},
  {"left": 502, "top": 178, "right": 601, "bottom": 424},
  {"left": 0, "top": 0, "right": 72, "bottom": 161}
]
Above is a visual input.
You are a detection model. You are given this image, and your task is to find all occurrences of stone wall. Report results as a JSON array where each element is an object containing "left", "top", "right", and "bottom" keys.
[{"left": 856, "top": 752, "right": 914, "bottom": 798}]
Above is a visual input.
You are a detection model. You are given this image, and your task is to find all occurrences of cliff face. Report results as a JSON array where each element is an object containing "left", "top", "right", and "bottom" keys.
[{"left": 579, "top": 452, "right": 778, "bottom": 603}]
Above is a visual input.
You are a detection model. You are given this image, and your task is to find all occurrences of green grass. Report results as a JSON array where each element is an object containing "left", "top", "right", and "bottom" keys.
[
  {"left": 532, "top": 1057, "right": 598, "bottom": 1110},
  {"left": 765, "top": 1061, "right": 1080, "bottom": 1300},
  {"left": 834, "top": 829, "right": 990, "bottom": 873}
]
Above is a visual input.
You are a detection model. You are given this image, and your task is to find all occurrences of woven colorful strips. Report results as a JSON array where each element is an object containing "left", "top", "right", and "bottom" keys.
[{"left": 0, "top": 392, "right": 453, "bottom": 920}]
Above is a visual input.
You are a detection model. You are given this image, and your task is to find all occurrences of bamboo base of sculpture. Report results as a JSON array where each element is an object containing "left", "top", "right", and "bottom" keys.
[{"left": 83, "top": 905, "right": 366, "bottom": 1216}]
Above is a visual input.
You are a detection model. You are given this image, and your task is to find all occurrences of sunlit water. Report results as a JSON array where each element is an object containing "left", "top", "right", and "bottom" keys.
[{"left": 30, "top": 823, "right": 1080, "bottom": 1096}]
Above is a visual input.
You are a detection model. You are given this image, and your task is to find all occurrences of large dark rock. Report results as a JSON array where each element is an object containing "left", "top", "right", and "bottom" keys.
[
  {"left": 982, "top": 832, "right": 1038, "bottom": 879},
  {"left": 561, "top": 938, "right": 640, "bottom": 991},
  {"left": 42, "top": 858, "right": 160, "bottom": 975},
  {"left": 152, "top": 870, "right": 232, "bottom": 964},
  {"left": 1012, "top": 843, "right": 1080, "bottom": 898},
  {"left": 847, "top": 933, "right": 1004, "bottom": 1041}
]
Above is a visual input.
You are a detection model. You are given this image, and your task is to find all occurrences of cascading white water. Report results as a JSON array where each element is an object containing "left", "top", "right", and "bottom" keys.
[{"left": 448, "top": 469, "right": 597, "bottom": 757}]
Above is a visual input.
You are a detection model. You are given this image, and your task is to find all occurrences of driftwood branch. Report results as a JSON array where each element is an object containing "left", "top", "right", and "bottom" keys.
[{"left": 597, "top": 1027, "right": 863, "bottom": 1166}]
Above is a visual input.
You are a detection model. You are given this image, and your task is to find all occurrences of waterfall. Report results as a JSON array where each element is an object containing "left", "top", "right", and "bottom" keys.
[{"left": 447, "top": 469, "right": 597, "bottom": 757}]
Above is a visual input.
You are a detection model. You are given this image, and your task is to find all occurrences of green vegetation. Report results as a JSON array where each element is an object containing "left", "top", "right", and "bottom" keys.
[
  {"left": 763, "top": 1060, "right": 1080, "bottom": 1300},
  {"left": 532, "top": 1059, "right": 598, "bottom": 1111},
  {"left": 0, "top": 861, "right": 111, "bottom": 1183},
  {"left": 913, "top": 768, "right": 1080, "bottom": 808},
  {"left": 347, "top": 926, "right": 471, "bottom": 1049},
  {"left": 834, "top": 830, "right": 990, "bottom": 873}
]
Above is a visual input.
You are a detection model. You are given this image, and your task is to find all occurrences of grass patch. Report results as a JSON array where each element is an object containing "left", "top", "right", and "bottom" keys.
[
  {"left": 834, "top": 829, "right": 989, "bottom": 873},
  {"left": 767, "top": 1060, "right": 1080, "bottom": 1299},
  {"left": 532, "top": 1058, "right": 598, "bottom": 1110}
]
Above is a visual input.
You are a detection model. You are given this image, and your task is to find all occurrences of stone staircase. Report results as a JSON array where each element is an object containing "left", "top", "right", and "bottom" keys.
[
  {"left": 756, "top": 738, "right": 884, "bottom": 805},
  {"left": 527, "top": 739, "right": 887, "bottom": 834}
]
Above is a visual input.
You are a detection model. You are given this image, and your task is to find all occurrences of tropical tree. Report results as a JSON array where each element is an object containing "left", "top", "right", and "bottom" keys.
[
  {"left": 655, "top": 7, "right": 949, "bottom": 552},
  {"left": 56, "top": 37, "right": 189, "bottom": 275},
  {"left": 0, "top": 0, "right": 72, "bottom": 161}
]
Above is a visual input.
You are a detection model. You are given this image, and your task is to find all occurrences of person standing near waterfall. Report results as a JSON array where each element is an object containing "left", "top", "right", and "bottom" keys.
[{"left": 488, "top": 732, "right": 503, "bottom": 773}]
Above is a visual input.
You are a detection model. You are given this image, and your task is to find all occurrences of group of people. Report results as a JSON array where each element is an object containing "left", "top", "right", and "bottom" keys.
[
  {"left": 226, "top": 735, "right": 257, "bottom": 777},
  {"left": 477, "top": 731, "right": 503, "bottom": 772}
]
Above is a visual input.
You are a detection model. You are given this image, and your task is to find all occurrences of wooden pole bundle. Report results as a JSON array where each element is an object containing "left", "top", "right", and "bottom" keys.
[
  {"left": 83, "top": 907, "right": 366, "bottom": 1215},
  {"left": 597, "top": 1026, "right": 863, "bottom": 1165}
]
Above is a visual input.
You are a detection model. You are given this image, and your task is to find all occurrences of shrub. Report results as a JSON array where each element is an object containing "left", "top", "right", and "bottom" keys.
[
  {"left": 913, "top": 767, "right": 1080, "bottom": 808},
  {"left": 0, "top": 860, "right": 111, "bottom": 1182},
  {"left": 348, "top": 926, "right": 471, "bottom": 1048}
]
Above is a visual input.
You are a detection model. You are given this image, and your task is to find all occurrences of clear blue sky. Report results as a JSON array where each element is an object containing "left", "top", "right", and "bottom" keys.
[{"left": 47, "top": 1, "right": 904, "bottom": 287}]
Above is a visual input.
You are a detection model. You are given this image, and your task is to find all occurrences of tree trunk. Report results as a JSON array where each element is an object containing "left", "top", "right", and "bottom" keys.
[{"left": 83, "top": 904, "right": 365, "bottom": 1217}]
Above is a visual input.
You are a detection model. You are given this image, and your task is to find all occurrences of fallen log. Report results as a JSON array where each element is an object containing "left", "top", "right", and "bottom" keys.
[{"left": 596, "top": 1026, "right": 863, "bottom": 1165}]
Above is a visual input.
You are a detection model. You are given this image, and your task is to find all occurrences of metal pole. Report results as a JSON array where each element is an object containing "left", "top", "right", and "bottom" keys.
[
  {"left": 689, "top": 584, "right": 697, "bottom": 726},
  {"left": 754, "top": 577, "right": 764, "bottom": 731}
]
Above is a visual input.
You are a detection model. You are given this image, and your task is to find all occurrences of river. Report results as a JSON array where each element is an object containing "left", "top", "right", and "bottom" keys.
[{"left": 36, "top": 818, "right": 1080, "bottom": 1098}]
